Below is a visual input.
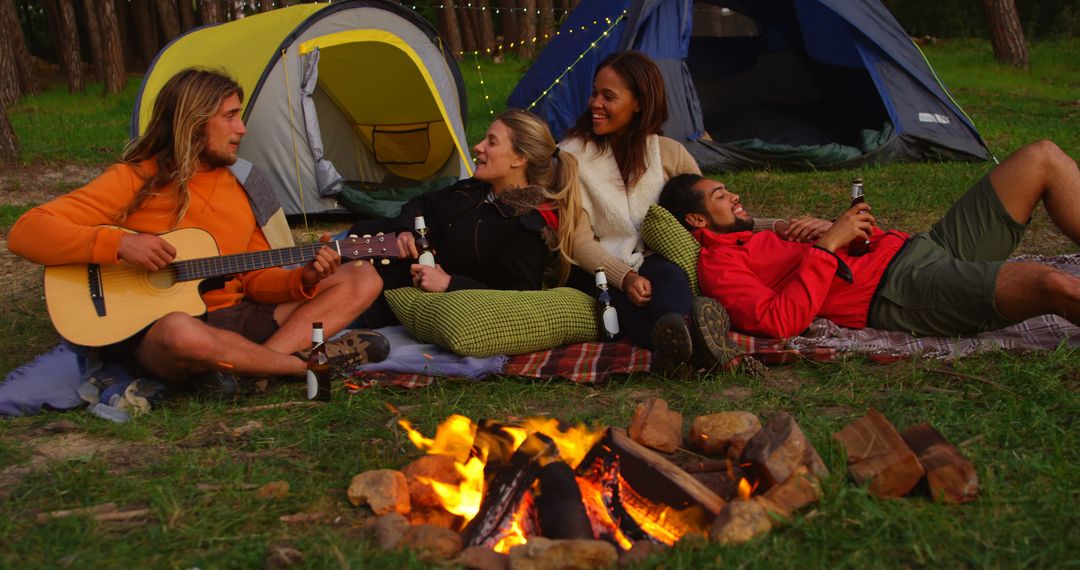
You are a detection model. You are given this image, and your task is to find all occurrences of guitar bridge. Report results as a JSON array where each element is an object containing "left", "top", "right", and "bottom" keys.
[{"left": 88, "top": 263, "right": 106, "bottom": 317}]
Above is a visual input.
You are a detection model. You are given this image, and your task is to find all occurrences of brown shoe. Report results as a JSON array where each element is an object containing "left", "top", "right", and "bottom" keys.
[
  {"left": 650, "top": 313, "right": 694, "bottom": 375},
  {"left": 296, "top": 329, "right": 391, "bottom": 370},
  {"left": 689, "top": 297, "right": 740, "bottom": 372}
]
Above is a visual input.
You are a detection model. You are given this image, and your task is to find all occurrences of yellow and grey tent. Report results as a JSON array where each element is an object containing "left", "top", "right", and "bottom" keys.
[{"left": 130, "top": 0, "right": 473, "bottom": 215}]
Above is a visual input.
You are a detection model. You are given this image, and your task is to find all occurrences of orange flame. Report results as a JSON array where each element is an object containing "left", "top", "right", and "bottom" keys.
[
  {"left": 398, "top": 414, "right": 476, "bottom": 463},
  {"left": 421, "top": 456, "right": 486, "bottom": 520},
  {"left": 738, "top": 478, "right": 752, "bottom": 501},
  {"left": 400, "top": 415, "right": 605, "bottom": 529}
]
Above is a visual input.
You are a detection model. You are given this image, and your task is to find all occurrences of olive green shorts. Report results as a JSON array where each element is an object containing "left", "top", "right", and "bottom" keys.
[{"left": 868, "top": 174, "right": 1028, "bottom": 336}]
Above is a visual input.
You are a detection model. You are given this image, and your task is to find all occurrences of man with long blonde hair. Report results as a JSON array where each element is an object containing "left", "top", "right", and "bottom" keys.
[{"left": 9, "top": 68, "right": 386, "bottom": 392}]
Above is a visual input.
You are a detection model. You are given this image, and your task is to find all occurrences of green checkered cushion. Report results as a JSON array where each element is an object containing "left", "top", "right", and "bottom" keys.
[
  {"left": 641, "top": 204, "right": 701, "bottom": 296},
  {"left": 383, "top": 287, "right": 600, "bottom": 357}
]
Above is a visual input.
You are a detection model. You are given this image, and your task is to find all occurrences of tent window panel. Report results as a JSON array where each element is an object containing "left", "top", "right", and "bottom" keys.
[{"left": 372, "top": 124, "right": 431, "bottom": 165}]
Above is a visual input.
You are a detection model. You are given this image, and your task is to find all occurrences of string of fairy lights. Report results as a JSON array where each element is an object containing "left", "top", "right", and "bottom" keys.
[
  {"left": 524, "top": 12, "right": 626, "bottom": 112},
  {"left": 468, "top": 11, "right": 626, "bottom": 117}
]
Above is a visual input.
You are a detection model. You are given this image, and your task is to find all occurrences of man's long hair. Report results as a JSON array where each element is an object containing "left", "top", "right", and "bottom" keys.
[
  {"left": 567, "top": 51, "right": 668, "bottom": 189},
  {"left": 117, "top": 68, "right": 243, "bottom": 228}
]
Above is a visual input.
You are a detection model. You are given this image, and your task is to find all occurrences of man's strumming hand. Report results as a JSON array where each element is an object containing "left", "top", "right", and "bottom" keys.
[{"left": 118, "top": 233, "right": 177, "bottom": 271}]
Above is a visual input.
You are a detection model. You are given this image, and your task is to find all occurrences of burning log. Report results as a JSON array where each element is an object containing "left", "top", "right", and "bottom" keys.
[
  {"left": 536, "top": 462, "right": 593, "bottom": 540},
  {"left": 901, "top": 423, "right": 979, "bottom": 503},
  {"left": 741, "top": 412, "right": 828, "bottom": 492},
  {"left": 680, "top": 458, "right": 745, "bottom": 500},
  {"left": 460, "top": 432, "right": 555, "bottom": 548},
  {"left": 598, "top": 428, "right": 727, "bottom": 516},
  {"left": 833, "top": 409, "right": 924, "bottom": 498}
]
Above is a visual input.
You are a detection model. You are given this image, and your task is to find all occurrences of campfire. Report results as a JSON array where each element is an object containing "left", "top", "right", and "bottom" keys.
[{"left": 347, "top": 403, "right": 974, "bottom": 566}]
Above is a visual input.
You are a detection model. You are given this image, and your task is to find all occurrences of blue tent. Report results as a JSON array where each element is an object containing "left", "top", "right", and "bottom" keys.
[{"left": 508, "top": 0, "right": 992, "bottom": 171}]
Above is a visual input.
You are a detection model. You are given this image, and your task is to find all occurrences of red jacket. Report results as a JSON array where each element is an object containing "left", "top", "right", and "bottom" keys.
[{"left": 695, "top": 227, "right": 909, "bottom": 337}]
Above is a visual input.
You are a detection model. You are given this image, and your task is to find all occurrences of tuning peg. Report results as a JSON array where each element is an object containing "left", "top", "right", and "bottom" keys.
[
  {"left": 362, "top": 234, "right": 372, "bottom": 238},
  {"left": 380, "top": 259, "right": 390, "bottom": 265},
  {"left": 354, "top": 260, "right": 365, "bottom": 267},
  {"left": 375, "top": 231, "right": 384, "bottom": 236},
  {"left": 348, "top": 234, "right": 359, "bottom": 238}
]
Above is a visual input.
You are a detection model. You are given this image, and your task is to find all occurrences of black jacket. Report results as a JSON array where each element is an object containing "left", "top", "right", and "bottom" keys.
[{"left": 349, "top": 178, "right": 550, "bottom": 291}]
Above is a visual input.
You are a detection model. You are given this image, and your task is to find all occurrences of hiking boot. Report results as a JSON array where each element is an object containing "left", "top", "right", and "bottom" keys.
[
  {"left": 689, "top": 297, "right": 740, "bottom": 371},
  {"left": 189, "top": 370, "right": 239, "bottom": 399},
  {"left": 296, "top": 329, "right": 391, "bottom": 374},
  {"left": 650, "top": 312, "right": 694, "bottom": 375}
]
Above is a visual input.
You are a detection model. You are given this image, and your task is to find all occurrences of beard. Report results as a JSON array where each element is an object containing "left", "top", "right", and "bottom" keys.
[
  {"left": 711, "top": 215, "right": 755, "bottom": 233},
  {"left": 200, "top": 146, "right": 238, "bottom": 168}
]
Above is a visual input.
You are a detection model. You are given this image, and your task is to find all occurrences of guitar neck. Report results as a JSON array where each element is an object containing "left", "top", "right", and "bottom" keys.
[{"left": 172, "top": 242, "right": 334, "bottom": 282}]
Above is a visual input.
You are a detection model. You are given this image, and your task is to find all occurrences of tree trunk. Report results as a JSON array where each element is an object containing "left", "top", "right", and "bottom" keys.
[
  {"left": 199, "top": 1, "right": 223, "bottom": 26},
  {"left": 230, "top": 0, "right": 244, "bottom": 20},
  {"left": 79, "top": 0, "right": 103, "bottom": 81},
  {"left": 476, "top": 0, "right": 495, "bottom": 56},
  {"left": 154, "top": 0, "right": 181, "bottom": 44},
  {"left": 52, "top": 0, "right": 85, "bottom": 93},
  {"left": 439, "top": 0, "right": 463, "bottom": 61},
  {"left": 113, "top": 0, "right": 138, "bottom": 73},
  {"left": 0, "top": 3, "right": 20, "bottom": 107},
  {"left": 130, "top": 0, "right": 157, "bottom": 69},
  {"left": 178, "top": 0, "right": 196, "bottom": 31},
  {"left": 983, "top": 0, "right": 1029, "bottom": 69},
  {"left": 459, "top": 4, "right": 477, "bottom": 55},
  {"left": 0, "top": 0, "right": 36, "bottom": 100},
  {"left": 256, "top": 0, "right": 272, "bottom": 13},
  {"left": 0, "top": 103, "right": 18, "bottom": 162},
  {"left": 96, "top": 0, "right": 125, "bottom": 94},
  {"left": 537, "top": 0, "right": 554, "bottom": 45},
  {"left": 500, "top": 4, "right": 517, "bottom": 50},
  {"left": 516, "top": 0, "right": 536, "bottom": 59}
]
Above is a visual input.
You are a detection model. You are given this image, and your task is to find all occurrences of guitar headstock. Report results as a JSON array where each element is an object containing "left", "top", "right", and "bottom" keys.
[{"left": 337, "top": 233, "right": 400, "bottom": 265}]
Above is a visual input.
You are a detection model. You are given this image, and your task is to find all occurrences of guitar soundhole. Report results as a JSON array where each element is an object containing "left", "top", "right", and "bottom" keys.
[{"left": 147, "top": 269, "right": 178, "bottom": 290}]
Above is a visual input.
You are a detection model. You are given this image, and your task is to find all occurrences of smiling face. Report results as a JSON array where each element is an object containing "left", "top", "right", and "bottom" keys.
[
  {"left": 687, "top": 178, "right": 754, "bottom": 233},
  {"left": 200, "top": 93, "right": 246, "bottom": 168},
  {"left": 472, "top": 119, "right": 527, "bottom": 191},
  {"left": 588, "top": 65, "right": 641, "bottom": 138}
]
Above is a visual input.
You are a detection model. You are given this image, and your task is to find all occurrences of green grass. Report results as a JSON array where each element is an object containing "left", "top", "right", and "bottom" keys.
[
  {"left": 7, "top": 76, "right": 142, "bottom": 165},
  {"left": 2, "top": 39, "right": 1079, "bottom": 568},
  {"left": 459, "top": 53, "right": 535, "bottom": 145}
]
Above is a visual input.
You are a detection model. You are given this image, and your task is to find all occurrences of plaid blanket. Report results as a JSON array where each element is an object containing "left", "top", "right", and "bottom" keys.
[
  {"left": 781, "top": 254, "right": 1080, "bottom": 362},
  {"left": 345, "top": 254, "right": 1080, "bottom": 389}
]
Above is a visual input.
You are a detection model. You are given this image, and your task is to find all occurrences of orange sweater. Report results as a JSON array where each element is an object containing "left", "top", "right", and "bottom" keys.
[{"left": 8, "top": 160, "right": 313, "bottom": 312}]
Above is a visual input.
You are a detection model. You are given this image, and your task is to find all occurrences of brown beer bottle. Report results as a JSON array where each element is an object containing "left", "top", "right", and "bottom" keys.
[
  {"left": 306, "top": 322, "right": 332, "bottom": 401},
  {"left": 847, "top": 177, "right": 870, "bottom": 257}
]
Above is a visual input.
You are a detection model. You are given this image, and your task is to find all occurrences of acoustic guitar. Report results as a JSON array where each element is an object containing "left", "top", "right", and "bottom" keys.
[{"left": 44, "top": 228, "right": 398, "bottom": 347}]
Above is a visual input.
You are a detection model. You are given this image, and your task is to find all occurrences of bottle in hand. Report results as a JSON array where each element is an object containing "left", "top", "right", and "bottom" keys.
[
  {"left": 414, "top": 214, "right": 436, "bottom": 268},
  {"left": 306, "top": 321, "right": 332, "bottom": 401},
  {"left": 595, "top": 267, "right": 620, "bottom": 340},
  {"left": 846, "top": 176, "right": 870, "bottom": 257}
]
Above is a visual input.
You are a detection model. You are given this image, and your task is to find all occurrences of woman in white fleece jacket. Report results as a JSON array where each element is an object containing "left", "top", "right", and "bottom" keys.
[{"left": 557, "top": 51, "right": 732, "bottom": 372}]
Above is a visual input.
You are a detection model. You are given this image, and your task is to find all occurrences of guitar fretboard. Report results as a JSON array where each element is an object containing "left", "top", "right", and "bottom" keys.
[{"left": 172, "top": 243, "right": 332, "bottom": 282}]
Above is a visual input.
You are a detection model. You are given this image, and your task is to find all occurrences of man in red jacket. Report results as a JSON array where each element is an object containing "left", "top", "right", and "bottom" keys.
[{"left": 657, "top": 140, "right": 1080, "bottom": 338}]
